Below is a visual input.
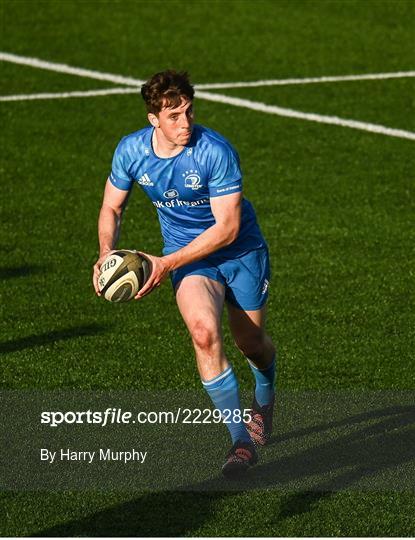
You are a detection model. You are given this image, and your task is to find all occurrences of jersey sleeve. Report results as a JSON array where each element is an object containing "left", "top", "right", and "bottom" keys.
[
  {"left": 109, "top": 138, "right": 134, "bottom": 191},
  {"left": 207, "top": 141, "right": 243, "bottom": 198}
]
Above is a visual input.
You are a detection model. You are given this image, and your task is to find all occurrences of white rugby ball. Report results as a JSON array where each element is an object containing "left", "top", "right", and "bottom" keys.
[{"left": 98, "top": 250, "right": 152, "bottom": 302}]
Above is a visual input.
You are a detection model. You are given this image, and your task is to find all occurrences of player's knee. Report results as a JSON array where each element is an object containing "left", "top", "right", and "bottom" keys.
[{"left": 190, "top": 320, "right": 221, "bottom": 353}]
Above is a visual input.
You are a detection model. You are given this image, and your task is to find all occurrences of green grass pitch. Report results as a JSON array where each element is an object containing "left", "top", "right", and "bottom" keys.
[{"left": 1, "top": 0, "right": 414, "bottom": 536}]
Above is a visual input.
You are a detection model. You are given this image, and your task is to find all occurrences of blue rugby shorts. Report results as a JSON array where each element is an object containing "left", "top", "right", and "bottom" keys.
[{"left": 170, "top": 246, "right": 270, "bottom": 311}]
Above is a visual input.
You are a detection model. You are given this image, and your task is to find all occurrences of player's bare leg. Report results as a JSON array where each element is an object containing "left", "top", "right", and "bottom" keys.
[
  {"left": 227, "top": 304, "right": 275, "bottom": 368},
  {"left": 175, "top": 275, "right": 227, "bottom": 380},
  {"left": 227, "top": 303, "right": 276, "bottom": 446},
  {"left": 175, "top": 275, "right": 257, "bottom": 477}
]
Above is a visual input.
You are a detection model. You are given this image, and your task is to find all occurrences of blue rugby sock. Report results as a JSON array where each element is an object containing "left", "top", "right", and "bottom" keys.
[
  {"left": 202, "top": 365, "right": 251, "bottom": 444},
  {"left": 248, "top": 355, "right": 276, "bottom": 407}
]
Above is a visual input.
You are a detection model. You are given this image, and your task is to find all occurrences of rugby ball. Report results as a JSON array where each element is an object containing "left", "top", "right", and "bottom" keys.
[{"left": 98, "top": 250, "right": 152, "bottom": 302}]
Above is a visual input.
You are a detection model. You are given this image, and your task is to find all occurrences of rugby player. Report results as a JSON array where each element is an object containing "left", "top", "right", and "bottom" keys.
[{"left": 93, "top": 71, "right": 277, "bottom": 479}]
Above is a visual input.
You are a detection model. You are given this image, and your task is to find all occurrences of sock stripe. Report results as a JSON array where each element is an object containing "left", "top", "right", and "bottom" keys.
[
  {"left": 202, "top": 365, "right": 232, "bottom": 387},
  {"left": 247, "top": 355, "right": 275, "bottom": 372}
]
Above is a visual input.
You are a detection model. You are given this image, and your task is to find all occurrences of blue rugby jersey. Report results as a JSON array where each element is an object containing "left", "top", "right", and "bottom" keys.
[{"left": 109, "top": 124, "right": 266, "bottom": 257}]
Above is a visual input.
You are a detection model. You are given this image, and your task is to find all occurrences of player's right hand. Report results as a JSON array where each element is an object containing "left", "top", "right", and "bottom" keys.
[
  {"left": 92, "top": 250, "right": 116, "bottom": 296},
  {"left": 134, "top": 253, "right": 172, "bottom": 300}
]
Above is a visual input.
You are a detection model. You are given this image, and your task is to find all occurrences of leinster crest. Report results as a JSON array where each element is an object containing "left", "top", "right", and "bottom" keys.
[{"left": 183, "top": 170, "right": 202, "bottom": 190}]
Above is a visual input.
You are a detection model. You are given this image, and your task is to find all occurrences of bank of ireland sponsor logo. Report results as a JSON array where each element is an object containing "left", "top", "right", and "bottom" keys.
[
  {"left": 137, "top": 173, "right": 154, "bottom": 186},
  {"left": 163, "top": 189, "right": 179, "bottom": 199},
  {"left": 152, "top": 197, "right": 209, "bottom": 209},
  {"left": 262, "top": 279, "right": 269, "bottom": 295},
  {"left": 182, "top": 170, "right": 202, "bottom": 190},
  {"left": 215, "top": 184, "right": 241, "bottom": 194}
]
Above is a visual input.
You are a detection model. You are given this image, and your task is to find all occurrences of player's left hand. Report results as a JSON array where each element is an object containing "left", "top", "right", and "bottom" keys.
[{"left": 134, "top": 253, "right": 173, "bottom": 299}]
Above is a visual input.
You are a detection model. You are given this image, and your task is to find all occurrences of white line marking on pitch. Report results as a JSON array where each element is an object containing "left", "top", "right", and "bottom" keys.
[
  {"left": 0, "top": 87, "right": 140, "bottom": 102},
  {"left": 2, "top": 51, "right": 415, "bottom": 90},
  {"left": 0, "top": 51, "right": 144, "bottom": 86},
  {"left": 196, "top": 71, "right": 415, "bottom": 89},
  {"left": 196, "top": 90, "right": 415, "bottom": 141},
  {"left": 1, "top": 51, "right": 414, "bottom": 141}
]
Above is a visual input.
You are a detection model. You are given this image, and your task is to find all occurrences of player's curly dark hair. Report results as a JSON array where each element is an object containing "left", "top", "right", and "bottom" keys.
[{"left": 141, "top": 70, "right": 194, "bottom": 115}]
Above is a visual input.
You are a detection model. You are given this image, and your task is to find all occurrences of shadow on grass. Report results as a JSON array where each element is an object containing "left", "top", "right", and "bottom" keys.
[
  {"left": 274, "top": 403, "right": 415, "bottom": 520},
  {"left": 32, "top": 403, "right": 415, "bottom": 536},
  {"left": 0, "top": 265, "right": 46, "bottom": 279},
  {"left": 0, "top": 324, "right": 107, "bottom": 354}
]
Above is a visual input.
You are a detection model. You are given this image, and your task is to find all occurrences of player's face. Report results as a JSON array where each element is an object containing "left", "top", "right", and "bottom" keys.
[{"left": 155, "top": 98, "right": 194, "bottom": 146}]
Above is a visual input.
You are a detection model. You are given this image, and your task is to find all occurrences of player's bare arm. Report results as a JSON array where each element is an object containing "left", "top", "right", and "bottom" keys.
[
  {"left": 135, "top": 191, "right": 242, "bottom": 299},
  {"left": 93, "top": 179, "right": 130, "bottom": 294}
]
